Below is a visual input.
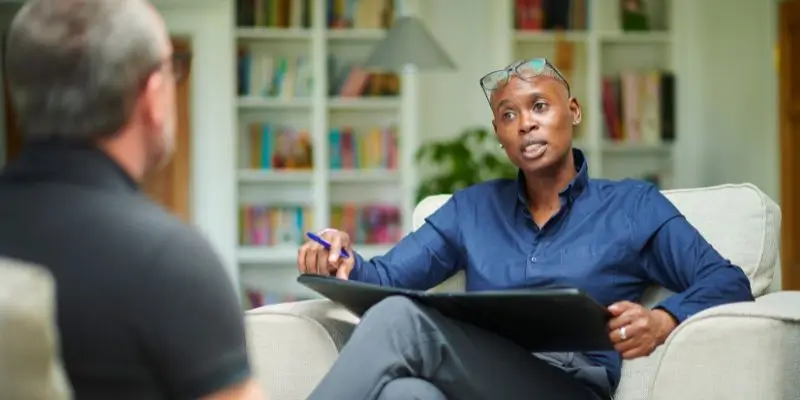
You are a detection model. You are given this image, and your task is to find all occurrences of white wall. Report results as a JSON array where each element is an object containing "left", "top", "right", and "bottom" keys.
[
  {"left": 417, "top": 1, "right": 496, "bottom": 141},
  {"left": 160, "top": 1, "right": 239, "bottom": 286},
  {"left": 671, "top": 0, "right": 780, "bottom": 289},
  {"left": 671, "top": 0, "right": 779, "bottom": 200}
]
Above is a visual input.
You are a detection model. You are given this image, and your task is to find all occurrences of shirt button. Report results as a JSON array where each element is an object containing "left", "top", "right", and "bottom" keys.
[{"left": 530, "top": 256, "right": 537, "bottom": 262}]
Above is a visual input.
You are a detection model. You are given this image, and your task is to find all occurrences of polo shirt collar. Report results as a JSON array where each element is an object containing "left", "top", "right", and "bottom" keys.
[
  {"left": 0, "top": 138, "right": 139, "bottom": 193},
  {"left": 516, "top": 148, "right": 589, "bottom": 206}
]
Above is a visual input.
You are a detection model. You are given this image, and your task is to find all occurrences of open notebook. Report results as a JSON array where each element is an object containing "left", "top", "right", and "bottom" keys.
[{"left": 297, "top": 274, "right": 614, "bottom": 352}]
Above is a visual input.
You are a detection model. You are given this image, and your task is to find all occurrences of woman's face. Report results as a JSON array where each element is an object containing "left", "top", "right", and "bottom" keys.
[{"left": 490, "top": 75, "right": 581, "bottom": 174}]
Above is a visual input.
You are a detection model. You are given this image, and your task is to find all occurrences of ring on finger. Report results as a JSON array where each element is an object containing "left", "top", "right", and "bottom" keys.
[{"left": 619, "top": 326, "right": 628, "bottom": 341}]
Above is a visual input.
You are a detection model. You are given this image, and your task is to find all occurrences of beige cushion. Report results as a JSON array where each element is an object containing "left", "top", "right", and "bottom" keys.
[{"left": 0, "top": 258, "right": 72, "bottom": 400}]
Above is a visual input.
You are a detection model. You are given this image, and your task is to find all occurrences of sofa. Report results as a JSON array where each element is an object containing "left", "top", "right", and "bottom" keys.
[
  {"left": 245, "top": 183, "right": 800, "bottom": 399},
  {"left": 0, "top": 258, "right": 72, "bottom": 400}
]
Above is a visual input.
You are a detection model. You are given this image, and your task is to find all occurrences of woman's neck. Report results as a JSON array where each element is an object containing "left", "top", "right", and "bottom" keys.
[{"left": 523, "top": 151, "right": 576, "bottom": 213}]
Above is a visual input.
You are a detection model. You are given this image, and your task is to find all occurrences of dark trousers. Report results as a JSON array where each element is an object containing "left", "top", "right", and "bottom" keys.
[{"left": 308, "top": 296, "right": 612, "bottom": 400}]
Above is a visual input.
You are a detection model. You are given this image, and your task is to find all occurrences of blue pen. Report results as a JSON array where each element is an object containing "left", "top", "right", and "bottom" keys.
[{"left": 306, "top": 232, "right": 350, "bottom": 258}]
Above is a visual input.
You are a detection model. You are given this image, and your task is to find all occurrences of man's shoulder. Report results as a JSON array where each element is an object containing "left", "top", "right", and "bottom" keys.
[
  {"left": 97, "top": 194, "right": 219, "bottom": 272},
  {"left": 79, "top": 189, "right": 195, "bottom": 250},
  {"left": 0, "top": 180, "right": 204, "bottom": 269}
]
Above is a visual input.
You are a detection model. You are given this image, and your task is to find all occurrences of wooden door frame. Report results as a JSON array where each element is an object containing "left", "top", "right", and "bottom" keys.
[
  {"left": 141, "top": 36, "right": 193, "bottom": 222},
  {"left": 779, "top": 0, "right": 800, "bottom": 290},
  {"left": 2, "top": 27, "right": 21, "bottom": 165},
  {"left": 168, "top": 36, "right": 192, "bottom": 222}
]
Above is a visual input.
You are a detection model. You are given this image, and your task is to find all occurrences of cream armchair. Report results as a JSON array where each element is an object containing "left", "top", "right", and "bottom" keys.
[
  {"left": 245, "top": 183, "right": 800, "bottom": 399},
  {"left": 0, "top": 258, "right": 72, "bottom": 400}
]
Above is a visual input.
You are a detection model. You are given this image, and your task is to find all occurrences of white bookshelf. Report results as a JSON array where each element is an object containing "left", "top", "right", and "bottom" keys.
[
  {"left": 494, "top": 0, "right": 676, "bottom": 188},
  {"left": 233, "top": 0, "right": 414, "bottom": 301}
]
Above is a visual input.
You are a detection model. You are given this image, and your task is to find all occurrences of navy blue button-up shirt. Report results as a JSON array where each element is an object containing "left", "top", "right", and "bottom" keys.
[{"left": 349, "top": 149, "right": 753, "bottom": 389}]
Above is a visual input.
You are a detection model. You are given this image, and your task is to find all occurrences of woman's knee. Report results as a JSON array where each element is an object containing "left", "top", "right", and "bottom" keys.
[
  {"left": 361, "top": 295, "right": 422, "bottom": 328},
  {"left": 377, "top": 378, "right": 446, "bottom": 400}
]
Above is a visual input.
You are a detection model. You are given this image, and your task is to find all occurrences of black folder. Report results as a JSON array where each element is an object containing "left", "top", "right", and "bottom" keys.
[{"left": 297, "top": 274, "right": 614, "bottom": 352}]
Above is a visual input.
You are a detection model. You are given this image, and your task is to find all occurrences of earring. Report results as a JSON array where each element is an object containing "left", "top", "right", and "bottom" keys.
[
  {"left": 572, "top": 120, "right": 580, "bottom": 126},
  {"left": 498, "top": 143, "right": 504, "bottom": 149}
]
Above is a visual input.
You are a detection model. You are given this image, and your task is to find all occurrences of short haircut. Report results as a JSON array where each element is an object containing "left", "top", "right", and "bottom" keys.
[{"left": 5, "top": 0, "right": 164, "bottom": 142}]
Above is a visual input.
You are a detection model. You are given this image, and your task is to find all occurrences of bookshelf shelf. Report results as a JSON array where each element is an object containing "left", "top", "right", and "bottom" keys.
[
  {"left": 237, "top": 169, "right": 402, "bottom": 184},
  {"left": 234, "top": 0, "right": 415, "bottom": 304},
  {"left": 238, "top": 246, "right": 298, "bottom": 264},
  {"left": 326, "top": 29, "right": 386, "bottom": 40},
  {"left": 602, "top": 141, "right": 672, "bottom": 154},
  {"left": 236, "top": 27, "right": 312, "bottom": 40},
  {"left": 238, "top": 244, "right": 393, "bottom": 264},
  {"left": 237, "top": 169, "right": 313, "bottom": 183},
  {"left": 514, "top": 31, "right": 589, "bottom": 43},
  {"left": 328, "top": 97, "right": 400, "bottom": 110},
  {"left": 329, "top": 169, "right": 399, "bottom": 183},
  {"left": 505, "top": 0, "right": 676, "bottom": 187},
  {"left": 597, "top": 31, "right": 671, "bottom": 44},
  {"left": 237, "top": 97, "right": 312, "bottom": 109}
]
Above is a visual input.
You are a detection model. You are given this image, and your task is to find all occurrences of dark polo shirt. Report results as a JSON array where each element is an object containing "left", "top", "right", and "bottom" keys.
[{"left": 0, "top": 141, "right": 251, "bottom": 399}]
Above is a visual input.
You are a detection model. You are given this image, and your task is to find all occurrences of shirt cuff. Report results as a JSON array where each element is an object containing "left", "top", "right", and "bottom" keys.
[
  {"left": 654, "top": 294, "right": 689, "bottom": 323},
  {"left": 347, "top": 250, "right": 364, "bottom": 281},
  {"left": 348, "top": 250, "right": 364, "bottom": 280}
]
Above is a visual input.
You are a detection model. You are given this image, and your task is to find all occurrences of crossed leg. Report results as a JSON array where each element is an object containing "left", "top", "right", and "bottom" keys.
[{"left": 308, "top": 296, "right": 607, "bottom": 400}]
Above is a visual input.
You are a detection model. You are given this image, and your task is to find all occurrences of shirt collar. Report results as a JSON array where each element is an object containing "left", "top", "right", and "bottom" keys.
[
  {"left": 0, "top": 138, "right": 139, "bottom": 193},
  {"left": 516, "top": 148, "right": 589, "bottom": 206}
]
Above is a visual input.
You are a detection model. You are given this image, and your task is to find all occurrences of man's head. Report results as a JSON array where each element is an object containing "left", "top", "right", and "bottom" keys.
[
  {"left": 480, "top": 59, "right": 581, "bottom": 175},
  {"left": 5, "top": 0, "right": 181, "bottom": 179}
]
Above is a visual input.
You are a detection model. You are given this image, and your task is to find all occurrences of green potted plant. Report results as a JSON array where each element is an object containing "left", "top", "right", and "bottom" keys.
[{"left": 415, "top": 126, "right": 517, "bottom": 203}]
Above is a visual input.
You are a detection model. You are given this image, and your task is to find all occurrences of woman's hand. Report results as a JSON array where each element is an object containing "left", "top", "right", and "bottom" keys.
[
  {"left": 606, "top": 301, "right": 677, "bottom": 359},
  {"left": 297, "top": 229, "right": 355, "bottom": 279}
]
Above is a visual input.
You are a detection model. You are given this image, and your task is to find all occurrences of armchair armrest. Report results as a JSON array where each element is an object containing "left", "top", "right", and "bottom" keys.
[
  {"left": 245, "top": 299, "right": 358, "bottom": 400},
  {"left": 649, "top": 291, "right": 800, "bottom": 400}
]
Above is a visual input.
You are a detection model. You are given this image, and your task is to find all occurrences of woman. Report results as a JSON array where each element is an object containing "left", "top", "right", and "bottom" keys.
[{"left": 297, "top": 58, "right": 753, "bottom": 400}]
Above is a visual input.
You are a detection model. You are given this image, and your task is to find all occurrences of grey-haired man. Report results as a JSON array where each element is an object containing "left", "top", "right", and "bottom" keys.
[{"left": 0, "top": 1, "right": 264, "bottom": 399}]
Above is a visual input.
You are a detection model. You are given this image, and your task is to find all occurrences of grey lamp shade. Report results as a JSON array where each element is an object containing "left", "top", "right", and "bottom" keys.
[{"left": 363, "top": 16, "right": 457, "bottom": 72}]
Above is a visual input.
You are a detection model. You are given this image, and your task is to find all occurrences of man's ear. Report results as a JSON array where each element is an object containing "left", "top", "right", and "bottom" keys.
[
  {"left": 569, "top": 97, "right": 582, "bottom": 125},
  {"left": 141, "top": 72, "right": 166, "bottom": 127}
]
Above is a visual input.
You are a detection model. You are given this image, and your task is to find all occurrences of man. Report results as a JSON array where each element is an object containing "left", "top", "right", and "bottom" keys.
[
  {"left": 0, "top": 1, "right": 264, "bottom": 399},
  {"left": 297, "top": 59, "right": 754, "bottom": 399}
]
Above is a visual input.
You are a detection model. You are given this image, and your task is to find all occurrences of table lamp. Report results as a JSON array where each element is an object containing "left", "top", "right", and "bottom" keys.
[{"left": 363, "top": 15, "right": 457, "bottom": 233}]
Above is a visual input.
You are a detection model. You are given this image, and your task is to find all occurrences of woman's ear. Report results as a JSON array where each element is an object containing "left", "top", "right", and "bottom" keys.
[
  {"left": 492, "top": 121, "right": 504, "bottom": 148},
  {"left": 569, "top": 97, "right": 582, "bottom": 125}
]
